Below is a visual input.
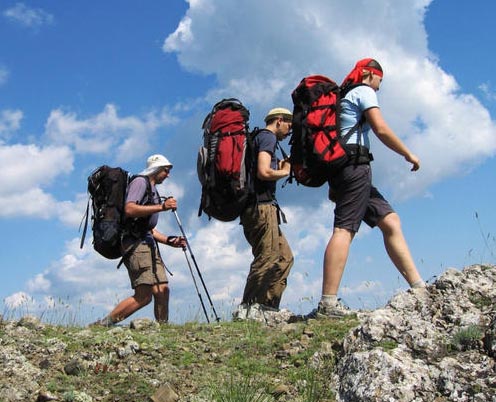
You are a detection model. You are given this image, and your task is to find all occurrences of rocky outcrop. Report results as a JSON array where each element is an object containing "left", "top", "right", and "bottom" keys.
[
  {"left": 335, "top": 264, "right": 496, "bottom": 402},
  {"left": 0, "top": 265, "right": 494, "bottom": 401}
]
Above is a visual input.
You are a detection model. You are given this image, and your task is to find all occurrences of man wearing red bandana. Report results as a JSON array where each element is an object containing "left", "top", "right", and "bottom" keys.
[{"left": 312, "top": 58, "right": 426, "bottom": 319}]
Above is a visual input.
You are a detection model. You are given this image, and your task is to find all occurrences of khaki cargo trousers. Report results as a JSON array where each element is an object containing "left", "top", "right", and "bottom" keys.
[{"left": 240, "top": 203, "right": 294, "bottom": 309}]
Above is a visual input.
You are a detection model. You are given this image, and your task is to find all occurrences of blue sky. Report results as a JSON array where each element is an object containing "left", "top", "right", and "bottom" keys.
[{"left": 1, "top": 0, "right": 495, "bottom": 325}]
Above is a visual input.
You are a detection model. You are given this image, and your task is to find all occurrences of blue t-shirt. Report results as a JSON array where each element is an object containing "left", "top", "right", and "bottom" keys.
[
  {"left": 253, "top": 129, "right": 277, "bottom": 201},
  {"left": 340, "top": 85, "right": 379, "bottom": 149}
]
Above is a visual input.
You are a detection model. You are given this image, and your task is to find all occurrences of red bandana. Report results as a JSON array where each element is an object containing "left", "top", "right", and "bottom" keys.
[{"left": 341, "top": 58, "right": 383, "bottom": 87}]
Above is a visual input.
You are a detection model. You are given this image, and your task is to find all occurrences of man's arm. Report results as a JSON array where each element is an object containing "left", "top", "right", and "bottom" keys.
[
  {"left": 125, "top": 197, "right": 177, "bottom": 218},
  {"left": 257, "top": 151, "right": 290, "bottom": 181},
  {"left": 151, "top": 228, "right": 186, "bottom": 248},
  {"left": 365, "top": 107, "right": 420, "bottom": 171}
]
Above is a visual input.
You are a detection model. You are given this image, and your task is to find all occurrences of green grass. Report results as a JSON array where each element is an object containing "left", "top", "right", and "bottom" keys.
[
  {"left": 451, "top": 325, "right": 483, "bottom": 351},
  {"left": 0, "top": 316, "right": 359, "bottom": 401}
]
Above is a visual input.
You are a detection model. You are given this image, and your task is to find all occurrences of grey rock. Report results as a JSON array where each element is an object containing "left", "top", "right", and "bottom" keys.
[
  {"left": 0, "top": 345, "right": 42, "bottom": 400},
  {"left": 116, "top": 339, "right": 140, "bottom": 358},
  {"left": 335, "top": 264, "right": 496, "bottom": 402},
  {"left": 64, "top": 359, "right": 83, "bottom": 376},
  {"left": 130, "top": 317, "right": 158, "bottom": 330}
]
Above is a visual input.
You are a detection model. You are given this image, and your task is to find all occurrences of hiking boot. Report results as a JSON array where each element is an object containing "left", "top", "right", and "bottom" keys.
[
  {"left": 88, "top": 316, "right": 117, "bottom": 328},
  {"left": 232, "top": 303, "right": 268, "bottom": 322},
  {"left": 307, "top": 300, "right": 356, "bottom": 319},
  {"left": 258, "top": 304, "right": 279, "bottom": 313},
  {"left": 246, "top": 303, "right": 265, "bottom": 321},
  {"left": 232, "top": 303, "right": 249, "bottom": 321}
]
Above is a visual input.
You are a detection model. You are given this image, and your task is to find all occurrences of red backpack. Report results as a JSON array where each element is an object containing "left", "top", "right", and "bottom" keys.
[
  {"left": 289, "top": 75, "right": 366, "bottom": 187},
  {"left": 197, "top": 98, "right": 253, "bottom": 221}
]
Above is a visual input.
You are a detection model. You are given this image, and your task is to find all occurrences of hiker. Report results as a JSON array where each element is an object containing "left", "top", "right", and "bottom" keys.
[
  {"left": 234, "top": 107, "right": 294, "bottom": 320},
  {"left": 313, "top": 58, "right": 425, "bottom": 318},
  {"left": 92, "top": 154, "right": 186, "bottom": 326}
]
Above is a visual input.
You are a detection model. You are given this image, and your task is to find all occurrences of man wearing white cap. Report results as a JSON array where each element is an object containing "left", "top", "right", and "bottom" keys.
[
  {"left": 235, "top": 107, "right": 294, "bottom": 319},
  {"left": 92, "top": 154, "right": 185, "bottom": 326}
]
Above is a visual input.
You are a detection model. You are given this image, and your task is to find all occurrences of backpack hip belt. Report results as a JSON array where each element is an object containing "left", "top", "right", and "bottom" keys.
[{"left": 344, "top": 144, "right": 374, "bottom": 165}]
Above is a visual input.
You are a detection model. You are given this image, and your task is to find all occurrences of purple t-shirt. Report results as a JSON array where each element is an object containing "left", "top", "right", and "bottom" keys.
[{"left": 124, "top": 176, "right": 160, "bottom": 244}]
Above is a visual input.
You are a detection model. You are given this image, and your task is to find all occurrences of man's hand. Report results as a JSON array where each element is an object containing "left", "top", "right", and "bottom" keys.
[
  {"left": 162, "top": 197, "right": 177, "bottom": 211},
  {"left": 278, "top": 158, "right": 291, "bottom": 174},
  {"left": 405, "top": 153, "right": 420, "bottom": 171},
  {"left": 166, "top": 236, "right": 187, "bottom": 248}
]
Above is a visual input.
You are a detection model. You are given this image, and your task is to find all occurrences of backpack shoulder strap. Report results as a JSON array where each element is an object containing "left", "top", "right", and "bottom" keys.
[
  {"left": 340, "top": 82, "right": 367, "bottom": 98},
  {"left": 339, "top": 83, "right": 368, "bottom": 144},
  {"left": 79, "top": 197, "right": 90, "bottom": 249}
]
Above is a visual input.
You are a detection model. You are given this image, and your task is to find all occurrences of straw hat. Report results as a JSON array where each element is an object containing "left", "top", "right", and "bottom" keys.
[{"left": 264, "top": 107, "right": 293, "bottom": 123}]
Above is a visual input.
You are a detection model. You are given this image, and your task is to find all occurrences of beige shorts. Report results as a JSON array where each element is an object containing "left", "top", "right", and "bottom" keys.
[{"left": 123, "top": 242, "right": 168, "bottom": 288}]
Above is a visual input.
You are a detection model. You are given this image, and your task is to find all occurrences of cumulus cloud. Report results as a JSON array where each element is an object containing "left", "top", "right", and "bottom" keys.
[
  {"left": 0, "top": 101, "right": 182, "bottom": 225},
  {"left": 0, "top": 141, "right": 99, "bottom": 224},
  {"left": 0, "top": 142, "right": 72, "bottom": 191},
  {"left": 0, "top": 109, "right": 23, "bottom": 138},
  {"left": 478, "top": 82, "right": 496, "bottom": 102},
  {"left": 164, "top": 0, "right": 496, "bottom": 201},
  {"left": 45, "top": 104, "right": 179, "bottom": 162},
  {"left": 3, "top": 2, "right": 54, "bottom": 28},
  {"left": 0, "top": 142, "right": 80, "bottom": 223}
]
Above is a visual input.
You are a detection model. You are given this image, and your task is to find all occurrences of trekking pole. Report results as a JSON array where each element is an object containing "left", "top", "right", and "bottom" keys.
[
  {"left": 172, "top": 209, "right": 221, "bottom": 322},
  {"left": 181, "top": 245, "right": 210, "bottom": 323}
]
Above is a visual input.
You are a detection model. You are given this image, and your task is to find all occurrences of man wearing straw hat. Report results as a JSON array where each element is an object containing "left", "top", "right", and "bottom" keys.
[{"left": 91, "top": 154, "right": 186, "bottom": 326}]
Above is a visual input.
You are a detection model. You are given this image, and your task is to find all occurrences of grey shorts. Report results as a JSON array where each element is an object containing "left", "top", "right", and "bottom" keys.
[
  {"left": 330, "top": 164, "right": 394, "bottom": 232},
  {"left": 123, "top": 242, "right": 168, "bottom": 288}
]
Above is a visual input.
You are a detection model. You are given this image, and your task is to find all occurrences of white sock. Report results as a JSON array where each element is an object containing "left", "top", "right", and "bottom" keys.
[
  {"left": 411, "top": 280, "right": 426, "bottom": 289},
  {"left": 320, "top": 294, "right": 338, "bottom": 306}
]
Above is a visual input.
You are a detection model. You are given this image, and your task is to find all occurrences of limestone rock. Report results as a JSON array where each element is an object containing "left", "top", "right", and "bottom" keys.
[{"left": 335, "top": 264, "right": 496, "bottom": 402}]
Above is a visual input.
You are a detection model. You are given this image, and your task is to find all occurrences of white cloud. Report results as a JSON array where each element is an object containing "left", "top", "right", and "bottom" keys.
[
  {"left": 164, "top": 0, "right": 496, "bottom": 201},
  {"left": 0, "top": 143, "right": 72, "bottom": 193},
  {"left": 26, "top": 273, "right": 51, "bottom": 293},
  {"left": 0, "top": 109, "right": 23, "bottom": 138},
  {"left": 3, "top": 2, "right": 54, "bottom": 28},
  {"left": 45, "top": 104, "right": 179, "bottom": 162},
  {"left": 0, "top": 102, "right": 182, "bottom": 224},
  {"left": 478, "top": 82, "right": 496, "bottom": 102},
  {"left": 0, "top": 143, "right": 74, "bottom": 220}
]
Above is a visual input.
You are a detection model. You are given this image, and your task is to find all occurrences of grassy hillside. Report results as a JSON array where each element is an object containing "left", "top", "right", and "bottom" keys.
[{"left": 0, "top": 315, "right": 358, "bottom": 401}]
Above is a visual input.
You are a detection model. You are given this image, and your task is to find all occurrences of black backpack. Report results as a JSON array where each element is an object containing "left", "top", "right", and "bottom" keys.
[
  {"left": 80, "top": 165, "right": 152, "bottom": 260},
  {"left": 197, "top": 98, "right": 254, "bottom": 221}
]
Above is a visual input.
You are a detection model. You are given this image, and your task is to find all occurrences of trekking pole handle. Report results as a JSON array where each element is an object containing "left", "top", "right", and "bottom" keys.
[{"left": 160, "top": 196, "right": 177, "bottom": 212}]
